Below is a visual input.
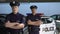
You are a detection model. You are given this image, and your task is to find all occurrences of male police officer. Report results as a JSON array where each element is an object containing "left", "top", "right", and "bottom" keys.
[
  {"left": 26, "top": 5, "right": 42, "bottom": 34},
  {"left": 5, "top": 1, "right": 25, "bottom": 34}
]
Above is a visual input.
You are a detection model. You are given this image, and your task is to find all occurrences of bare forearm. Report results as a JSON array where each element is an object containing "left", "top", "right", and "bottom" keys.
[
  {"left": 9, "top": 24, "right": 25, "bottom": 29},
  {"left": 28, "top": 22, "right": 37, "bottom": 25},
  {"left": 28, "top": 21, "right": 41, "bottom": 26},
  {"left": 5, "top": 22, "right": 19, "bottom": 28},
  {"left": 34, "top": 21, "right": 43, "bottom": 26},
  {"left": 9, "top": 26, "right": 21, "bottom": 29},
  {"left": 28, "top": 22, "right": 34, "bottom": 25},
  {"left": 32, "top": 23, "right": 40, "bottom": 26}
]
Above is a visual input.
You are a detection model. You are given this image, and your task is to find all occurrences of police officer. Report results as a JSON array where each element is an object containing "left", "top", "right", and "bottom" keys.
[
  {"left": 26, "top": 5, "right": 42, "bottom": 34},
  {"left": 5, "top": 1, "right": 25, "bottom": 34}
]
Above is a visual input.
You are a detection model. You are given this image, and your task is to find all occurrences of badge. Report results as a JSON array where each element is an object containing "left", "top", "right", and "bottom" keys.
[
  {"left": 13, "top": 1, "right": 15, "bottom": 4},
  {"left": 36, "top": 19, "right": 39, "bottom": 20}
]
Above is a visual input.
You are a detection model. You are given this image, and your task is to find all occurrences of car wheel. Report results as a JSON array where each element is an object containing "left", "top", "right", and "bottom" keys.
[{"left": 54, "top": 29, "right": 59, "bottom": 34}]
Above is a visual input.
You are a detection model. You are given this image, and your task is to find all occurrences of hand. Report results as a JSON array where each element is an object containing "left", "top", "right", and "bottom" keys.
[
  {"left": 5, "top": 23, "right": 11, "bottom": 27},
  {"left": 5, "top": 21, "right": 11, "bottom": 27},
  {"left": 18, "top": 23, "right": 25, "bottom": 28},
  {"left": 27, "top": 20, "right": 31, "bottom": 23},
  {"left": 36, "top": 20, "right": 43, "bottom": 25}
]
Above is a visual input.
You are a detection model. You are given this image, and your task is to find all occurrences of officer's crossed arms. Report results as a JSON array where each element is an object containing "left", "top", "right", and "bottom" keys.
[
  {"left": 27, "top": 20, "right": 42, "bottom": 26},
  {"left": 5, "top": 21, "right": 25, "bottom": 29}
]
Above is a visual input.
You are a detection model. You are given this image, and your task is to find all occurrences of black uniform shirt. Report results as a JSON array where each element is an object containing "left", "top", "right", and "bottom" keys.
[
  {"left": 26, "top": 14, "right": 41, "bottom": 31},
  {"left": 5, "top": 13, "right": 25, "bottom": 32},
  {"left": 5, "top": 13, "right": 25, "bottom": 24}
]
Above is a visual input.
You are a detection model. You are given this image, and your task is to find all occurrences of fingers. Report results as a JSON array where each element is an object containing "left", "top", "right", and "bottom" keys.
[
  {"left": 19, "top": 24, "right": 24, "bottom": 28},
  {"left": 27, "top": 20, "right": 31, "bottom": 23}
]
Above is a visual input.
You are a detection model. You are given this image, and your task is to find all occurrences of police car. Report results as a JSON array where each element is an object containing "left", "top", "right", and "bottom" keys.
[
  {"left": 39, "top": 16, "right": 58, "bottom": 34},
  {"left": 51, "top": 14, "right": 60, "bottom": 31},
  {"left": 0, "top": 14, "right": 7, "bottom": 27}
]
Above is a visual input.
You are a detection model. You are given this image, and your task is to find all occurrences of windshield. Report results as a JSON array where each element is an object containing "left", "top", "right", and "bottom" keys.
[
  {"left": 56, "top": 16, "right": 60, "bottom": 20},
  {"left": 0, "top": 14, "right": 7, "bottom": 22},
  {"left": 51, "top": 15, "right": 60, "bottom": 20},
  {"left": 41, "top": 18, "right": 53, "bottom": 24}
]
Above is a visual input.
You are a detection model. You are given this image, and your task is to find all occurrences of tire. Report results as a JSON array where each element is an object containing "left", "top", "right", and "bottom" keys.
[{"left": 54, "top": 29, "right": 59, "bottom": 34}]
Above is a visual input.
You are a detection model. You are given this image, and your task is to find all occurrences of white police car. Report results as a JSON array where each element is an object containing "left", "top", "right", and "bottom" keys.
[
  {"left": 39, "top": 16, "right": 58, "bottom": 34},
  {"left": 51, "top": 14, "right": 60, "bottom": 31}
]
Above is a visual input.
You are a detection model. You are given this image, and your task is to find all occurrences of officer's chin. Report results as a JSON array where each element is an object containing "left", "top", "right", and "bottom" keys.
[{"left": 13, "top": 12, "right": 18, "bottom": 14}]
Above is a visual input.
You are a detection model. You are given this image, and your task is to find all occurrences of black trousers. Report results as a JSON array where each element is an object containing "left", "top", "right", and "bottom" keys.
[
  {"left": 28, "top": 28, "right": 39, "bottom": 34},
  {"left": 29, "top": 31, "right": 39, "bottom": 34},
  {"left": 7, "top": 28, "right": 23, "bottom": 34},
  {"left": 9, "top": 30, "right": 20, "bottom": 34},
  {"left": 0, "top": 27, "right": 7, "bottom": 34},
  {"left": 28, "top": 26, "right": 40, "bottom": 34}
]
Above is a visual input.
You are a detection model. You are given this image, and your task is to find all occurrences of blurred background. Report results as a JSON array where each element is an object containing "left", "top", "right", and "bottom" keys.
[
  {"left": 0, "top": 0, "right": 60, "bottom": 34},
  {"left": 0, "top": 2, "right": 60, "bottom": 16}
]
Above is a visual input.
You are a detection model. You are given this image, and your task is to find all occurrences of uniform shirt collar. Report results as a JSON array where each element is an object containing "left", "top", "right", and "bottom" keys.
[
  {"left": 31, "top": 13, "right": 37, "bottom": 16},
  {"left": 11, "top": 13, "right": 19, "bottom": 15}
]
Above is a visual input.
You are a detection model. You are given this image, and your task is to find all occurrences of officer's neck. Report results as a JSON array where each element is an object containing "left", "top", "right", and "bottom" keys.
[
  {"left": 32, "top": 13, "right": 36, "bottom": 15},
  {"left": 12, "top": 12, "right": 18, "bottom": 14}
]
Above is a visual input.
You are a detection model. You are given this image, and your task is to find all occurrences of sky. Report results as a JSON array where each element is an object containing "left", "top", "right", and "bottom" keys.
[{"left": 0, "top": 2, "right": 60, "bottom": 16}]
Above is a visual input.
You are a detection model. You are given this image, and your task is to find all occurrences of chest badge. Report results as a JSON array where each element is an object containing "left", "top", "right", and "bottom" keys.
[{"left": 36, "top": 19, "right": 39, "bottom": 21}]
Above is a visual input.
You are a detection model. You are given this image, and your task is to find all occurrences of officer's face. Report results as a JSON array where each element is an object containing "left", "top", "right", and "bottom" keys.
[
  {"left": 12, "top": 6, "right": 19, "bottom": 13},
  {"left": 31, "top": 8, "right": 37, "bottom": 13}
]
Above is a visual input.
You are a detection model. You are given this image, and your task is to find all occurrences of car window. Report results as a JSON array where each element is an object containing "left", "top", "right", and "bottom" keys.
[
  {"left": 57, "top": 16, "right": 60, "bottom": 20},
  {"left": 51, "top": 16, "right": 56, "bottom": 20},
  {"left": 0, "top": 14, "right": 7, "bottom": 22},
  {"left": 41, "top": 18, "right": 53, "bottom": 24}
]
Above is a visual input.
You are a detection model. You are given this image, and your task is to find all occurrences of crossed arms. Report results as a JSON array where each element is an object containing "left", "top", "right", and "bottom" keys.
[
  {"left": 27, "top": 20, "right": 43, "bottom": 26},
  {"left": 5, "top": 21, "right": 25, "bottom": 29}
]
